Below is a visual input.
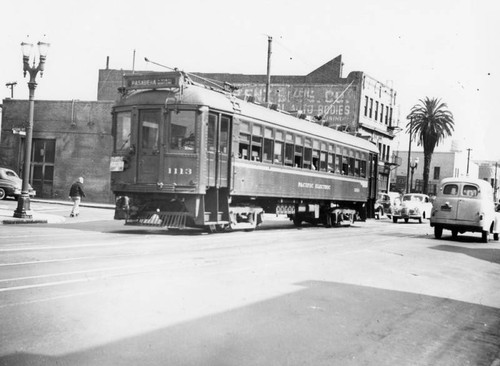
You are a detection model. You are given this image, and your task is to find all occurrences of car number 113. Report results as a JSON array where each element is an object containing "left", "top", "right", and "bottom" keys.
[{"left": 168, "top": 168, "right": 193, "bottom": 175}]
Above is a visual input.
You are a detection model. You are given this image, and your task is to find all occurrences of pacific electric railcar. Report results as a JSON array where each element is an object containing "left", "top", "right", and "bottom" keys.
[{"left": 110, "top": 71, "right": 379, "bottom": 231}]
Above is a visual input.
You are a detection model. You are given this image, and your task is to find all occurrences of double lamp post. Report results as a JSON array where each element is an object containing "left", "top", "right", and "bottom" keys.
[{"left": 13, "top": 38, "right": 50, "bottom": 219}]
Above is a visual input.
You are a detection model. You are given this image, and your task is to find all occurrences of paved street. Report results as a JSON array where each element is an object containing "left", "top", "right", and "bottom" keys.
[{"left": 1, "top": 199, "right": 500, "bottom": 365}]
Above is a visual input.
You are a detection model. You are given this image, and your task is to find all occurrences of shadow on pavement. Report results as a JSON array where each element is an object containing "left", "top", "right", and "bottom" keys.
[
  {"left": 1, "top": 280, "right": 499, "bottom": 366},
  {"left": 432, "top": 244, "right": 500, "bottom": 265}
]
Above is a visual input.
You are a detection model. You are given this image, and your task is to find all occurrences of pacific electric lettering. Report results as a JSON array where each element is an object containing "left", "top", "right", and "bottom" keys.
[{"left": 298, "top": 182, "right": 331, "bottom": 190}]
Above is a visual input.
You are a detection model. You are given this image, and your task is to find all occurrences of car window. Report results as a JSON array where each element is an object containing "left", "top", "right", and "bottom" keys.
[
  {"left": 462, "top": 185, "right": 478, "bottom": 197},
  {"left": 443, "top": 184, "right": 458, "bottom": 195}
]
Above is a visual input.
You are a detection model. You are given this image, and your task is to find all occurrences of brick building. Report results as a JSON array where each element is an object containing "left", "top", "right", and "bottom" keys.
[{"left": 0, "top": 99, "right": 114, "bottom": 202}]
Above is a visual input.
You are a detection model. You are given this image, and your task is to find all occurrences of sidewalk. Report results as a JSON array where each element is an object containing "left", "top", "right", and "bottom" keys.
[{"left": 0, "top": 199, "right": 114, "bottom": 225}]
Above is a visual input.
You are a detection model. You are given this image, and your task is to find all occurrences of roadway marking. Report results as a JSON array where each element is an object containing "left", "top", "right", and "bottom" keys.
[{"left": 0, "top": 253, "right": 138, "bottom": 267}]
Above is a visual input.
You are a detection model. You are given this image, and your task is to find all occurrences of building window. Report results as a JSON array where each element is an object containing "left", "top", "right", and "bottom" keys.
[
  {"left": 369, "top": 98, "right": 373, "bottom": 118},
  {"left": 364, "top": 96, "right": 368, "bottom": 116},
  {"left": 380, "top": 104, "right": 384, "bottom": 124},
  {"left": 375, "top": 101, "right": 379, "bottom": 121},
  {"left": 433, "top": 166, "right": 440, "bottom": 180}
]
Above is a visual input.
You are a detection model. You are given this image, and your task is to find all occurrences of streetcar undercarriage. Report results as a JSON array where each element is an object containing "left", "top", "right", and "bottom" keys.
[{"left": 114, "top": 193, "right": 364, "bottom": 232}]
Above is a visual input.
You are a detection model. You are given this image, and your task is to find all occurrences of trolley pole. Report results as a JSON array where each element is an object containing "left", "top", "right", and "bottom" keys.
[{"left": 265, "top": 35, "right": 272, "bottom": 103}]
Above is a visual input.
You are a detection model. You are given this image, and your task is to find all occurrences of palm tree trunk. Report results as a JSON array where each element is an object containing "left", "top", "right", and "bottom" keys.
[{"left": 422, "top": 153, "right": 432, "bottom": 194}]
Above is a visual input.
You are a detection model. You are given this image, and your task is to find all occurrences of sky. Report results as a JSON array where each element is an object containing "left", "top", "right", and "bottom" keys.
[{"left": 1, "top": 0, "right": 499, "bottom": 161}]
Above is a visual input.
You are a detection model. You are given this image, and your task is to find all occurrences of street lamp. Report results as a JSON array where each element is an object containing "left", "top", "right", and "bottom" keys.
[
  {"left": 409, "top": 157, "right": 419, "bottom": 193},
  {"left": 13, "top": 36, "right": 50, "bottom": 219}
]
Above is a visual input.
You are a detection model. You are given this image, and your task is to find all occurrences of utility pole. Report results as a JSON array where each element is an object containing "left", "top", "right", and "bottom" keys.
[
  {"left": 265, "top": 35, "right": 272, "bottom": 103},
  {"left": 494, "top": 161, "right": 498, "bottom": 203},
  {"left": 406, "top": 117, "right": 413, "bottom": 193},
  {"left": 466, "top": 148, "right": 472, "bottom": 175},
  {"left": 6, "top": 82, "right": 17, "bottom": 98}
]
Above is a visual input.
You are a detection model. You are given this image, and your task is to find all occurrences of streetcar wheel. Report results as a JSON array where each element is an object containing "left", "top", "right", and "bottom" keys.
[{"left": 434, "top": 226, "right": 443, "bottom": 239}]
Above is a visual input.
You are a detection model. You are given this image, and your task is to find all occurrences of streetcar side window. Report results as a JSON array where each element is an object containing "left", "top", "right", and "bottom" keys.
[
  {"left": 349, "top": 150, "right": 356, "bottom": 176},
  {"left": 263, "top": 127, "right": 274, "bottom": 163},
  {"left": 328, "top": 153, "right": 334, "bottom": 173},
  {"left": 115, "top": 111, "right": 131, "bottom": 151},
  {"left": 312, "top": 149, "right": 320, "bottom": 171},
  {"left": 354, "top": 151, "right": 361, "bottom": 176},
  {"left": 238, "top": 121, "right": 250, "bottom": 159},
  {"left": 239, "top": 133, "right": 250, "bottom": 159},
  {"left": 320, "top": 151, "right": 327, "bottom": 171},
  {"left": 294, "top": 136, "right": 303, "bottom": 168},
  {"left": 274, "top": 131, "right": 284, "bottom": 165},
  {"left": 285, "top": 133, "right": 294, "bottom": 166},
  {"left": 274, "top": 141, "right": 284, "bottom": 164},
  {"left": 251, "top": 124, "right": 262, "bottom": 161},
  {"left": 220, "top": 116, "right": 230, "bottom": 154},
  {"left": 207, "top": 114, "right": 216, "bottom": 152},
  {"left": 303, "top": 138, "right": 312, "bottom": 169}
]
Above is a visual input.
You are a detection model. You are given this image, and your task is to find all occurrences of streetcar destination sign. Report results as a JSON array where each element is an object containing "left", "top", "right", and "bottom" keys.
[{"left": 124, "top": 73, "right": 179, "bottom": 90}]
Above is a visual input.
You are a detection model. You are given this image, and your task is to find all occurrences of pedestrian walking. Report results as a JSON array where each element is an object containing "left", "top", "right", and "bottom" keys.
[{"left": 69, "top": 177, "right": 86, "bottom": 217}]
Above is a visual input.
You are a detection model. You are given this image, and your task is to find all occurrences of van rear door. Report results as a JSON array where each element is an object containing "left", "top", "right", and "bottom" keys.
[
  {"left": 433, "top": 182, "right": 460, "bottom": 221},
  {"left": 455, "top": 184, "right": 481, "bottom": 222}
]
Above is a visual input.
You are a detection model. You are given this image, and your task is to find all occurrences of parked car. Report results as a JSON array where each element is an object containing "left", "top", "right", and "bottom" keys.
[
  {"left": 374, "top": 191, "right": 401, "bottom": 219},
  {"left": 391, "top": 193, "right": 432, "bottom": 223},
  {"left": 0, "top": 167, "right": 36, "bottom": 200},
  {"left": 430, "top": 177, "right": 499, "bottom": 242}
]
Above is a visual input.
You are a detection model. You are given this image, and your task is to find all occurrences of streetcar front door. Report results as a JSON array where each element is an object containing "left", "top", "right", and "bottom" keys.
[
  {"left": 205, "top": 113, "right": 230, "bottom": 222},
  {"left": 137, "top": 109, "right": 161, "bottom": 183}
]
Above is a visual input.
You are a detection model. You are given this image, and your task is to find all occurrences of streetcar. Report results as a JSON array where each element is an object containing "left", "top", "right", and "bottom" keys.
[{"left": 110, "top": 71, "right": 379, "bottom": 231}]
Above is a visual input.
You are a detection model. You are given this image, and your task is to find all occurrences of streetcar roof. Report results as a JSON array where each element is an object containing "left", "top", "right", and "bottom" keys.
[
  {"left": 183, "top": 84, "right": 378, "bottom": 154},
  {"left": 116, "top": 73, "right": 378, "bottom": 154}
]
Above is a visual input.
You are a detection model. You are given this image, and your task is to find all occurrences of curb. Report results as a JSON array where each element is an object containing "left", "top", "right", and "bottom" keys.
[{"left": 3, "top": 219, "right": 49, "bottom": 225}]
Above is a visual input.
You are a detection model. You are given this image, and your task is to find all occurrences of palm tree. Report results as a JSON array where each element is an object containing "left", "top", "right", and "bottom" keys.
[{"left": 407, "top": 97, "right": 455, "bottom": 194}]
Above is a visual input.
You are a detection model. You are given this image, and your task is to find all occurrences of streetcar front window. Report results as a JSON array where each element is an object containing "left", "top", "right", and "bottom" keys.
[
  {"left": 140, "top": 110, "right": 160, "bottom": 151},
  {"left": 116, "top": 111, "right": 131, "bottom": 151},
  {"left": 170, "top": 111, "right": 196, "bottom": 151}
]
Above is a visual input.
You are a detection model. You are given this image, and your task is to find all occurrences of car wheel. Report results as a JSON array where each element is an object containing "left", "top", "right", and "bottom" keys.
[
  {"left": 0, "top": 188, "right": 6, "bottom": 200},
  {"left": 481, "top": 230, "right": 489, "bottom": 243},
  {"left": 434, "top": 226, "right": 443, "bottom": 239}
]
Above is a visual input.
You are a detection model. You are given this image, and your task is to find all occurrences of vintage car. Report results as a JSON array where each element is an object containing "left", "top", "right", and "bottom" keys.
[
  {"left": 374, "top": 192, "right": 401, "bottom": 219},
  {"left": 430, "top": 177, "right": 499, "bottom": 242},
  {"left": 0, "top": 167, "right": 36, "bottom": 200},
  {"left": 391, "top": 193, "right": 432, "bottom": 223}
]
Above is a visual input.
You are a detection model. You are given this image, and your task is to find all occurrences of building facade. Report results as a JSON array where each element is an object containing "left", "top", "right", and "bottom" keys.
[
  {"left": 0, "top": 99, "right": 114, "bottom": 202},
  {"left": 391, "top": 148, "right": 479, "bottom": 195}
]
